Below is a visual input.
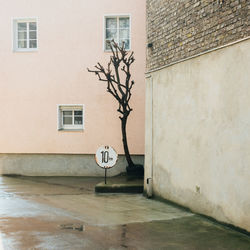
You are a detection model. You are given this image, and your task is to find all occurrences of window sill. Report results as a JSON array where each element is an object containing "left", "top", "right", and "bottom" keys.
[
  {"left": 13, "top": 49, "right": 38, "bottom": 53},
  {"left": 58, "top": 129, "right": 84, "bottom": 132},
  {"left": 104, "top": 49, "right": 131, "bottom": 53}
]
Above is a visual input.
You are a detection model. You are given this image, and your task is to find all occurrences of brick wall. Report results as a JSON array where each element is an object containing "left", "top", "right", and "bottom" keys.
[{"left": 147, "top": 0, "right": 250, "bottom": 71}]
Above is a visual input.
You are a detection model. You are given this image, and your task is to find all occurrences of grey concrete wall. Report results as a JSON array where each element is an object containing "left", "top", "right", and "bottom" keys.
[
  {"left": 145, "top": 39, "right": 250, "bottom": 232},
  {"left": 0, "top": 154, "right": 144, "bottom": 177}
]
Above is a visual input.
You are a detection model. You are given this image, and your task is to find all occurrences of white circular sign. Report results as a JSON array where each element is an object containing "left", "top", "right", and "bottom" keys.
[{"left": 95, "top": 146, "right": 118, "bottom": 169}]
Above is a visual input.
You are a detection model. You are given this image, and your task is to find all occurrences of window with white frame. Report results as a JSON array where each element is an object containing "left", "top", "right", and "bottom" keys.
[
  {"left": 58, "top": 105, "right": 84, "bottom": 130},
  {"left": 13, "top": 19, "right": 37, "bottom": 51},
  {"left": 105, "top": 16, "right": 130, "bottom": 51}
]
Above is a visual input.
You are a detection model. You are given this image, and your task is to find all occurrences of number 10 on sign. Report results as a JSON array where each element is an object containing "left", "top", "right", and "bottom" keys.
[{"left": 95, "top": 146, "right": 118, "bottom": 184}]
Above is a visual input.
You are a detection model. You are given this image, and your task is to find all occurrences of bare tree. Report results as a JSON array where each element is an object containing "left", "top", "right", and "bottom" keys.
[{"left": 87, "top": 40, "right": 137, "bottom": 170}]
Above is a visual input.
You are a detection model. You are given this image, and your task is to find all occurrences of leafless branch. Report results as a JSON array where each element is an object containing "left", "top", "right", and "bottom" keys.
[
  {"left": 87, "top": 40, "right": 136, "bottom": 168},
  {"left": 87, "top": 40, "right": 135, "bottom": 116}
]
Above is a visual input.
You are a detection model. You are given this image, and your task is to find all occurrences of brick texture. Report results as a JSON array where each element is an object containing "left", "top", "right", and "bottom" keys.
[{"left": 147, "top": 0, "right": 250, "bottom": 71}]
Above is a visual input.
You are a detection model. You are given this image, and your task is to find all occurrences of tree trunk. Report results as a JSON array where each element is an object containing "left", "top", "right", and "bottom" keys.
[{"left": 121, "top": 114, "right": 135, "bottom": 168}]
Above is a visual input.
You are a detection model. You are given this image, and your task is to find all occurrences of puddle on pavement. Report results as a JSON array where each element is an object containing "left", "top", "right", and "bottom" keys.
[
  {"left": 1, "top": 216, "right": 250, "bottom": 250},
  {"left": 0, "top": 191, "right": 14, "bottom": 199},
  {"left": 1, "top": 176, "right": 250, "bottom": 249},
  {"left": 60, "top": 223, "right": 85, "bottom": 231},
  {"left": 0, "top": 194, "right": 74, "bottom": 219}
]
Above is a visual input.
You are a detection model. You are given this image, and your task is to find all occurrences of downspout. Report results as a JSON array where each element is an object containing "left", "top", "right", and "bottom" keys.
[{"left": 146, "top": 75, "right": 153, "bottom": 198}]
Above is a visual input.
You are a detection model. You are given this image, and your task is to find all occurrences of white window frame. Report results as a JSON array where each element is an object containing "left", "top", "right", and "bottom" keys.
[
  {"left": 103, "top": 14, "right": 131, "bottom": 52},
  {"left": 57, "top": 104, "right": 85, "bottom": 131},
  {"left": 12, "top": 17, "right": 38, "bottom": 52}
]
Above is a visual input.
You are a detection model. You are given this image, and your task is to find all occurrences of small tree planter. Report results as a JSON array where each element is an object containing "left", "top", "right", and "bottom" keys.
[{"left": 126, "top": 164, "right": 144, "bottom": 180}]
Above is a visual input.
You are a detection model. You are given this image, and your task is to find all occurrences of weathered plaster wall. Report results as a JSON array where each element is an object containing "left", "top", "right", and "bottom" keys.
[
  {"left": 0, "top": 154, "right": 144, "bottom": 176},
  {"left": 145, "top": 39, "right": 250, "bottom": 231}
]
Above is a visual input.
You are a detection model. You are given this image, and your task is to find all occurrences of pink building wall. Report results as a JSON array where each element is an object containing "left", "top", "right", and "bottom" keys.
[{"left": 0, "top": 0, "right": 146, "bottom": 155}]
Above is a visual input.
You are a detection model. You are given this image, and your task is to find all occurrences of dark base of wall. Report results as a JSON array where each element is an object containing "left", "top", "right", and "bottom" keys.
[
  {"left": 0, "top": 154, "right": 144, "bottom": 177},
  {"left": 146, "top": 192, "right": 250, "bottom": 237}
]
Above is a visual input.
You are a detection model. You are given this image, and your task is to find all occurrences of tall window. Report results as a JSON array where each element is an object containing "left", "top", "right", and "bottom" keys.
[
  {"left": 105, "top": 16, "right": 130, "bottom": 51},
  {"left": 58, "top": 105, "right": 84, "bottom": 131},
  {"left": 13, "top": 19, "right": 37, "bottom": 51}
]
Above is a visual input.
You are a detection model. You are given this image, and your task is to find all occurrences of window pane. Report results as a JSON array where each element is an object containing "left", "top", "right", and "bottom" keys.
[
  {"left": 18, "top": 23, "right": 27, "bottom": 31},
  {"left": 29, "top": 22, "right": 36, "bottom": 30},
  {"left": 119, "top": 29, "right": 129, "bottom": 39},
  {"left": 105, "top": 38, "right": 118, "bottom": 50},
  {"left": 18, "top": 40, "right": 27, "bottom": 48},
  {"left": 119, "top": 39, "right": 130, "bottom": 49},
  {"left": 29, "top": 31, "right": 37, "bottom": 39},
  {"left": 119, "top": 18, "right": 129, "bottom": 29},
  {"left": 74, "top": 111, "right": 82, "bottom": 116},
  {"left": 63, "top": 116, "right": 73, "bottom": 125},
  {"left": 106, "top": 29, "right": 117, "bottom": 39},
  {"left": 29, "top": 40, "right": 37, "bottom": 48},
  {"left": 74, "top": 116, "right": 82, "bottom": 125},
  {"left": 106, "top": 18, "right": 117, "bottom": 29},
  {"left": 105, "top": 40, "right": 111, "bottom": 50},
  {"left": 105, "top": 40, "right": 118, "bottom": 50},
  {"left": 18, "top": 31, "right": 27, "bottom": 39},
  {"left": 63, "top": 111, "right": 72, "bottom": 116}
]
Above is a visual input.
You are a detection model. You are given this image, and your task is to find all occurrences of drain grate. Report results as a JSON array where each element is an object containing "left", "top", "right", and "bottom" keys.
[{"left": 60, "top": 223, "right": 85, "bottom": 231}]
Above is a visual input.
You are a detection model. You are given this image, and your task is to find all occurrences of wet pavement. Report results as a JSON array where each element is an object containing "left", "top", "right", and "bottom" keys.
[{"left": 0, "top": 176, "right": 250, "bottom": 249}]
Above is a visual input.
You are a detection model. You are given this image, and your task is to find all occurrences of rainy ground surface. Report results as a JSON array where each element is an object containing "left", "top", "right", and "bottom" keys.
[{"left": 0, "top": 176, "right": 250, "bottom": 250}]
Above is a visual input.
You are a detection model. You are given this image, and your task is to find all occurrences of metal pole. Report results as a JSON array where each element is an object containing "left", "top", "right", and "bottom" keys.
[{"left": 105, "top": 168, "right": 107, "bottom": 184}]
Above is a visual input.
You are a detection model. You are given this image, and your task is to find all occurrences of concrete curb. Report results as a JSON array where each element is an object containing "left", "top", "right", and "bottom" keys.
[{"left": 95, "top": 182, "right": 143, "bottom": 193}]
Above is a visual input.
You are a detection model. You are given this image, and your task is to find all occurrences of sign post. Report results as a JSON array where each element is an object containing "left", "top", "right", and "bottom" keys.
[{"left": 95, "top": 146, "right": 118, "bottom": 184}]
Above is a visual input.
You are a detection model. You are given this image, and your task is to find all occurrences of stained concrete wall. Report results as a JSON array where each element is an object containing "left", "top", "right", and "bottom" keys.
[
  {"left": 0, "top": 154, "right": 144, "bottom": 176},
  {"left": 145, "top": 39, "right": 250, "bottom": 232}
]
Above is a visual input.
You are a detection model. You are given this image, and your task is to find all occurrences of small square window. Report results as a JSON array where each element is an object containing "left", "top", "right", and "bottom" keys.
[
  {"left": 13, "top": 18, "right": 38, "bottom": 51},
  {"left": 58, "top": 105, "right": 84, "bottom": 131},
  {"left": 104, "top": 16, "right": 130, "bottom": 51}
]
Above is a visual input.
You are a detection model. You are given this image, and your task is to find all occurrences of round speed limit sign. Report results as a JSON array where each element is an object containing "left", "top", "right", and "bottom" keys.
[{"left": 95, "top": 146, "right": 118, "bottom": 169}]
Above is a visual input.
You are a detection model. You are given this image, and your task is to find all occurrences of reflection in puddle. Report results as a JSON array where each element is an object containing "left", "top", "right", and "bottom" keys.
[
  {"left": 0, "top": 233, "right": 3, "bottom": 250},
  {"left": 121, "top": 224, "right": 128, "bottom": 248},
  {"left": 0, "top": 192, "right": 14, "bottom": 199},
  {"left": 0, "top": 232, "right": 19, "bottom": 250}
]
